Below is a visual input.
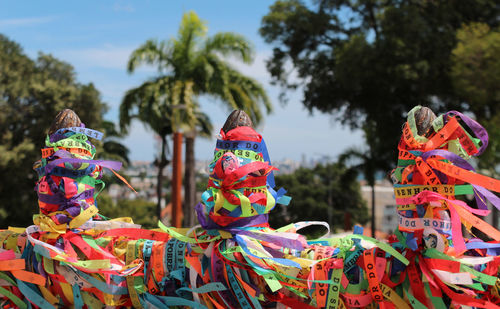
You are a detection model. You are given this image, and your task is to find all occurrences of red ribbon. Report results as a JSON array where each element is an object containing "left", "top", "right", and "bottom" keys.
[
  {"left": 219, "top": 126, "right": 262, "bottom": 142},
  {"left": 210, "top": 161, "right": 275, "bottom": 207}
]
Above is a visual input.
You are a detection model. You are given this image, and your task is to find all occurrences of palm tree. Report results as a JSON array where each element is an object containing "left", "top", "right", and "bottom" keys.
[
  {"left": 120, "top": 77, "right": 210, "bottom": 220},
  {"left": 120, "top": 79, "right": 174, "bottom": 220},
  {"left": 122, "top": 11, "right": 272, "bottom": 226}
]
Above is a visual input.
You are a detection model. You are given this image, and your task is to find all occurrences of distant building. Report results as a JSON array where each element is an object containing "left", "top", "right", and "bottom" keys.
[
  {"left": 360, "top": 180, "right": 398, "bottom": 234},
  {"left": 108, "top": 161, "right": 158, "bottom": 203},
  {"left": 273, "top": 159, "right": 302, "bottom": 175}
]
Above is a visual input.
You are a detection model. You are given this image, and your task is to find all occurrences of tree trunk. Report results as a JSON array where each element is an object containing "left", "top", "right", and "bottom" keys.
[
  {"left": 183, "top": 132, "right": 196, "bottom": 227},
  {"left": 172, "top": 132, "right": 183, "bottom": 227},
  {"left": 371, "top": 183, "right": 376, "bottom": 238},
  {"left": 156, "top": 135, "right": 167, "bottom": 221}
]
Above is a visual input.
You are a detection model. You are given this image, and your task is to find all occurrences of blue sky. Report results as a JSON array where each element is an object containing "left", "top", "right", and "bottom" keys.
[{"left": 0, "top": 0, "right": 363, "bottom": 162}]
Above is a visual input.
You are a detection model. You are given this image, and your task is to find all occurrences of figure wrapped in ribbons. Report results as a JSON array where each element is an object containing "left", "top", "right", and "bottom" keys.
[
  {"left": 389, "top": 106, "right": 500, "bottom": 308},
  {"left": 0, "top": 107, "right": 499, "bottom": 308}
]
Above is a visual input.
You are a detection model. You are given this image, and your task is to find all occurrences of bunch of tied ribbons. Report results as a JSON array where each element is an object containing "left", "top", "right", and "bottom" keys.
[
  {"left": 0, "top": 107, "right": 498, "bottom": 308},
  {"left": 389, "top": 106, "right": 500, "bottom": 308}
]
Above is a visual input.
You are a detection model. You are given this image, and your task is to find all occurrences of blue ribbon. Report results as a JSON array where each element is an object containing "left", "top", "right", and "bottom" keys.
[
  {"left": 235, "top": 235, "right": 301, "bottom": 268},
  {"left": 72, "top": 284, "right": 84, "bottom": 309},
  {"left": 216, "top": 139, "right": 263, "bottom": 152},
  {"left": 16, "top": 280, "right": 53, "bottom": 309}
]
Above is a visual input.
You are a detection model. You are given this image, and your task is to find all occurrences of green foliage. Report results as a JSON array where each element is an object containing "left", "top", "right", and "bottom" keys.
[
  {"left": 97, "top": 194, "right": 157, "bottom": 229},
  {"left": 270, "top": 162, "right": 369, "bottom": 235},
  {"left": 340, "top": 119, "right": 387, "bottom": 186},
  {"left": 452, "top": 23, "right": 500, "bottom": 112},
  {"left": 196, "top": 173, "right": 209, "bottom": 193},
  {"left": 0, "top": 34, "right": 128, "bottom": 227},
  {"left": 260, "top": 1, "right": 500, "bottom": 169},
  {"left": 451, "top": 23, "right": 500, "bottom": 176},
  {"left": 339, "top": 120, "right": 387, "bottom": 235}
]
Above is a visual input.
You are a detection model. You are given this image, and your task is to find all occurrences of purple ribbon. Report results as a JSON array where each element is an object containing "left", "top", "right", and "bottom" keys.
[
  {"left": 49, "top": 123, "right": 87, "bottom": 143},
  {"left": 44, "top": 157, "right": 122, "bottom": 174},
  {"left": 466, "top": 239, "right": 500, "bottom": 256},
  {"left": 472, "top": 185, "right": 500, "bottom": 212},
  {"left": 37, "top": 189, "right": 94, "bottom": 205},
  {"left": 421, "top": 149, "right": 472, "bottom": 170},
  {"left": 53, "top": 213, "right": 71, "bottom": 224},
  {"left": 52, "top": 149, "right": 76, "bottom": 159},
  {"left": 210, "top": 245, "right": 239, "bottom": 307},
  {"left": 228, "top": 229, "right": 304, "bottom": 251},
  {"left": 420, "top": 149, "right": 492, "bottom": 211},
  {"left": 49, "top": 132, "right": 67, "bottom": 143},
  {"left": 195, "top": 203, "right": 269, "bottom": 230},
  {"left": 46, "top": 206, "right": 84, "bottom": 224},
  {"left": 445, "top": 111, "right": 489, "bottom": 155}
]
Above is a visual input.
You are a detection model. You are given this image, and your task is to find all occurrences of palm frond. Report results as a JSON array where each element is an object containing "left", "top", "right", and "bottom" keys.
[
  {"left": 193, "top": 109, "right": 213, "bottom": 138},
  {"left": 127, "top": 39, "right": 173, "bottom": 73},
  {"left": 203, "top": 32, "right": 254, "bottom": 64},
  {"left": 120, "top": 77, "right": 174, "bottom": 135},
  {"left": 177, "top": 11, "right": 207, "bottom": 42},
  {"left": 119, "top": 87, "right": 140, "bottom": 133},
  {"left": 172, "top": 11, "right": 207, "bottom": 77},
  {"left": 102, "top": 140, "right": 130, "bottom": 165},
  {"left": 225, "top": 69, "right": 272, "bottom": 125}
]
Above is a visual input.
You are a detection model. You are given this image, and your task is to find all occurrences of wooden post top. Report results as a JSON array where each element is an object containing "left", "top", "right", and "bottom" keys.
[
  {"left": 414, "top": 106, "right": 436, "bottom": 137},
  {"left": 48, "top": 109, "right": 82, "bottom": 135},
  {"left": 221, "top": 110, "right": 253, "bottom": 133}
]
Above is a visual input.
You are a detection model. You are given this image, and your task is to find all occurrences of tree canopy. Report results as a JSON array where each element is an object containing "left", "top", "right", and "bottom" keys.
[
  {"left": 271, "top": 162, "right": 369, "bottom": 235},
  {"left": 97, "top": 194, "right": 157, "bottom": 229},
  {"left": 0, "top": 34, "right": 127, "bottom": 227},
  {"left": 260, "top": 0, "right": 500, "bottom": 167},
  {"left": 451, "top": 22, "right": 500, "bottom": 176}
]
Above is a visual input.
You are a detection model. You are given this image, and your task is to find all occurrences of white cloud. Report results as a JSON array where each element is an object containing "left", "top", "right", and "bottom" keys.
[
  {"left": 227, "top": 50, "right": 273, "bottom": 82},
  {"left": 56, "top": 44, "right": 159, "bottom": 75},
  {"left": 58, "top": 46, "right": 275, "bottom": 80},
  {"left": 59, "top": 45, "right": 135, "bottom": 70},
  {"left": 0, "top": 16, "right": 55, "bottom": 28},
  {"left": 227, "top": 49, "right": 302, "bottom": 87},
  {"left": 113, "top": 3, "right": 135, "bottom": 13}
]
